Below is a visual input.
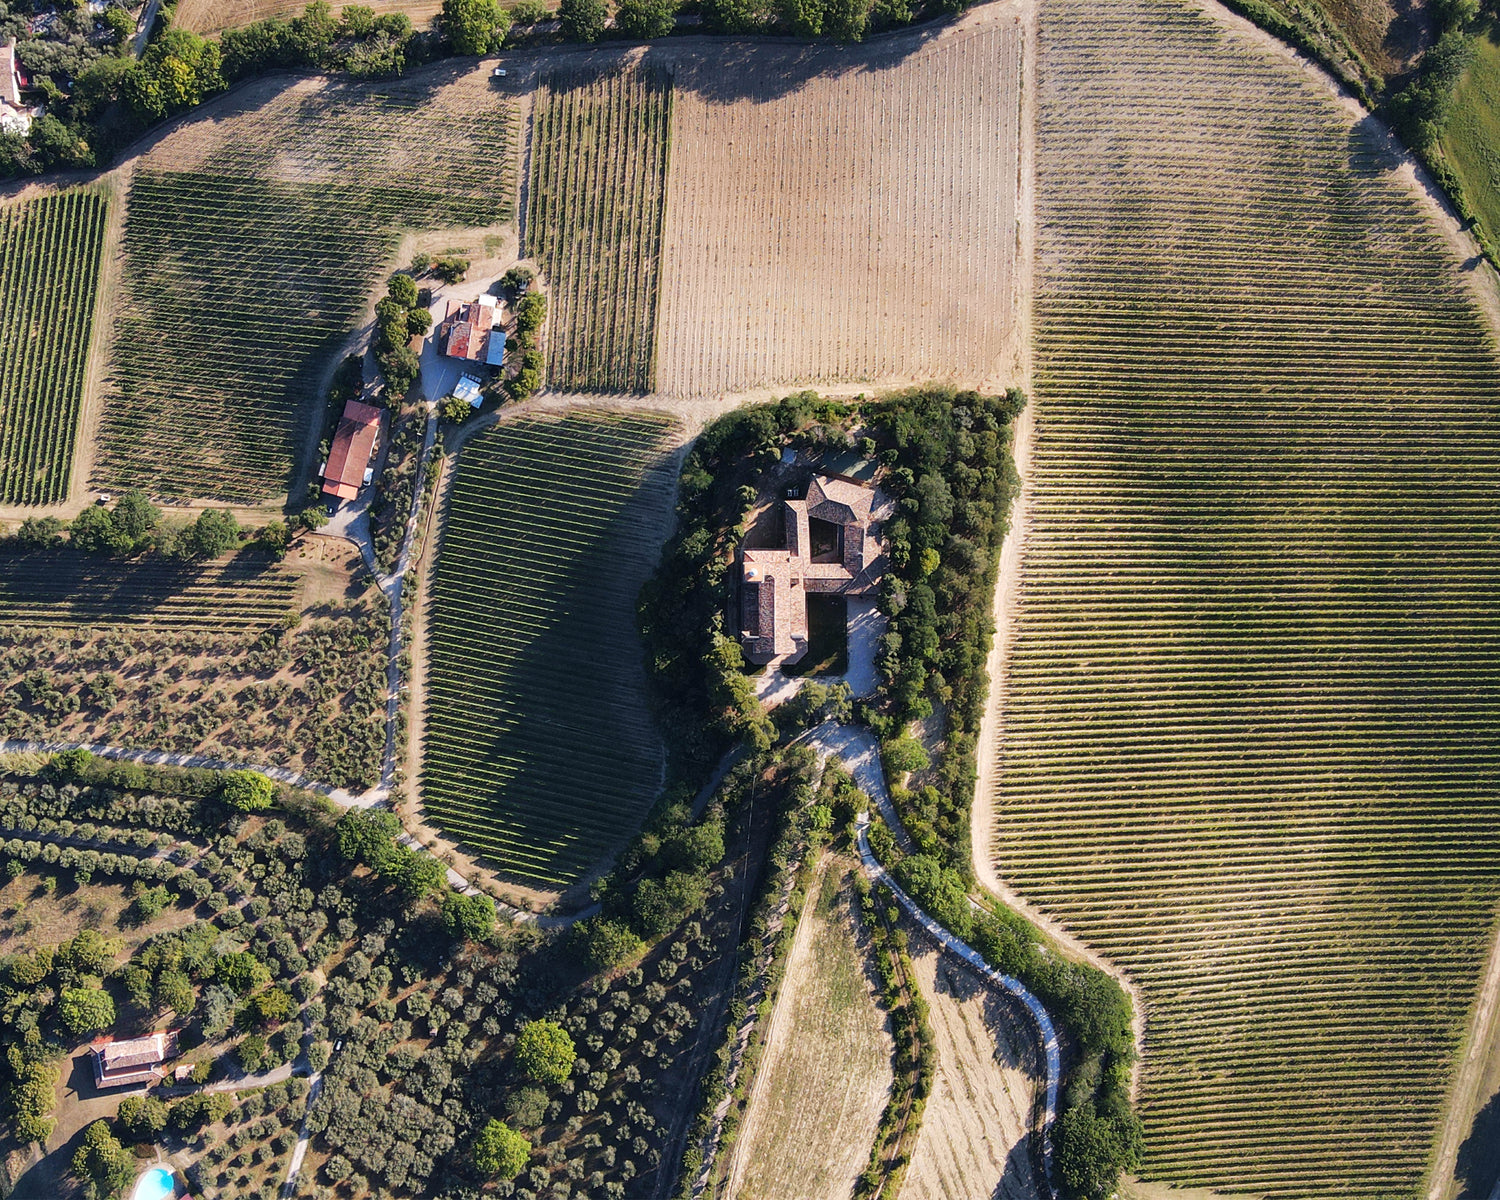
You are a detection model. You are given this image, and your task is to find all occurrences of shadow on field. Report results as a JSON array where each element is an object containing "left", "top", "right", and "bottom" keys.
[{"left": 1455, "top": 1088, "right": 1500, "bottom": 1198}]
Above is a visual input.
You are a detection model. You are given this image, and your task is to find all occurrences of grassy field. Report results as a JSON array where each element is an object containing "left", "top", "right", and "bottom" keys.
[
  {"left": 0, "top": 188, "right": 110, "bottom": 507},
  {"left": 726, "top": 859, "right": 892, "bottom": 1200},
  {"left": 421, "top": 410, "right": 681, "bottom": 888},
  {"left": 987, "top": 0, "right": 1500, "bottom": 1195},
  {"left": 1444, "top": 22, "right": 1500, "bottom": 253},
  {"left": 96, "top": 73, "right": 519, "bottom": 503},
  {"left": 527, "top": 65, "right": 672, "bottom": 394}
]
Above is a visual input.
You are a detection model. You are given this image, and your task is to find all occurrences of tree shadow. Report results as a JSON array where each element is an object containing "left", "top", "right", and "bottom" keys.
[
  {"left": 1346, "top": 113, "right": 1408, "bottom": 178},
  {"left": 1455, "top": 1087, "right": 1500, "bottom": 1198}
]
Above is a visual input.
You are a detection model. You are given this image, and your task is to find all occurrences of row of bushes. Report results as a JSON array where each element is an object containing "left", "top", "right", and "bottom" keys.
[
  {"left": 854, "top": 876, "right": 935, "bottom": 1199},
  {"left": 672, "top": 746, "right": 824, "bottom": 1194}
]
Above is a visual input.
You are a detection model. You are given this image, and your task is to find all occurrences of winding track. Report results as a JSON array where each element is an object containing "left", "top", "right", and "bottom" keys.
[{"left": 802, "top": 723, "right": 1061, "bottom": 1199}]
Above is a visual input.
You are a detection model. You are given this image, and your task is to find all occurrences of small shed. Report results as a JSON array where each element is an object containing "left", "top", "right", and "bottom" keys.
[{"left": 453, "top": 376, "right": 484, "bottom": 408}]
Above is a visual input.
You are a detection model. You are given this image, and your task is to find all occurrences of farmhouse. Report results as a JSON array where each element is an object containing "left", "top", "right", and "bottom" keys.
[
  {"left": 0, "top": 38, "right": 32, "bottom": 135},
  {"left": 321, "top": 399, "right": 383, "bottom": 501},
  {"left": 439, "top": 296, "right": 506, "bottom": 367},
  {"left": 88, "top": 1030, "right": 179, "bottom": 1089},
  {"left": 741, "top": 474, "right": 884, "bottom": 665}
]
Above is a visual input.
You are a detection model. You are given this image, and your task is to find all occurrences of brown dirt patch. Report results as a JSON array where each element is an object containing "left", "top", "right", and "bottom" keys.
[
  {"left": 903, "top": 926, "right": 1043, "bottom": 1200},
  {"left": 656, "top": 1, "right": 1028, "bottom": 399},
  {"left": 726, "top": 856, "right": 893, "bottom": 1200}
]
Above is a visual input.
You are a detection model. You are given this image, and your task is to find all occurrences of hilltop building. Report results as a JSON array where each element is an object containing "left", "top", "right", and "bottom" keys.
[
  {"left": 321, "top": 399, "right": 383, "bottom": 501},
  {"left": 439, "top": 296, "right": 507, "bottom": 368},
  {"left": 0, "top": 38, "right": 32, "bottom": 135},
  {"left": 89, "top": 1030, "right": 179, "bottom": 1090},
  {"left": 741, "top": 474, "right": 884, "bottom": 665}
]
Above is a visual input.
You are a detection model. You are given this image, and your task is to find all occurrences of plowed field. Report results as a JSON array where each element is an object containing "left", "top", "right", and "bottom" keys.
[
  {"left": 903, "top": 931, "right": 1042, "bottom": 1200},
  {"left": 655, "top": 0, "right": 1027, "bottom": 398}
]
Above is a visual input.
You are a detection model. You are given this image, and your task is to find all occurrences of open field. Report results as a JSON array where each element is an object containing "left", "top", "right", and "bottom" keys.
[
  {"left": 985, "top": 0, "right": 1500, "bottom": 1195},
  {"left": 1444, "top": 21, "right": 1500, "bottom": 259},
  {"left": 176, "top": 0, "right": 445, "bottom": 33},
  {"left": 726, "top": 858, "right": 892, "bottom": 1200},
  {"left": 528, "top": 63, "right": 672, "bottom": 393},
  {"left": 420, "top": 409, "right": 681, "bottom": 889},
  {"left": 0, "top": 188, "right": 110, "bottom": 508},
  {"left": 95, "top": 72, "right": 520, "bottom": 503},
  {"left": 655, "top": 1, "right": 1025, "bottom": 398},
  {"left": 903, "top": 930, "right": 1042, "bottom": 1200}
]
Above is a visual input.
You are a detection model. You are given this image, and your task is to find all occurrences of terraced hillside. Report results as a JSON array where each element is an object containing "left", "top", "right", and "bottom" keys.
[
  {"left": 421, "top": 410, "right": 681, "bottom": 888},
  {"left": 96, "top": 73, "right": 519, "bottom": 502},
  {"left": 527, "top": 65, "right": 673, "bottom": 394},
  {"left": 988, "top": 0, "right": 1500, "bottom": 1195},
  {"left": 0, "top": 187, "right": 110, "bottom": 506}
]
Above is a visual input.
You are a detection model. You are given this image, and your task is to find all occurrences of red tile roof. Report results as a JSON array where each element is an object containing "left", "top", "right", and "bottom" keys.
[
  {"left": 322, "top": 399, "right": 383, "bottom": 501},
  {"left": 90, "top": 1030, "right": 179, "bottom": 1089},
  {"left": 0, "top": 39, "right": 21, "bottom": 109}
]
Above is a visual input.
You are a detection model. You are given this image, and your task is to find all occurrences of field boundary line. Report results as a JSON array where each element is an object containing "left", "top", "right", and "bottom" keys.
[
  {"left": 70, "top": 179, "right": 123, "bottom": 511},
  {"left": 1428, "top": 917, "right": 1500, "bottom": 1199}
]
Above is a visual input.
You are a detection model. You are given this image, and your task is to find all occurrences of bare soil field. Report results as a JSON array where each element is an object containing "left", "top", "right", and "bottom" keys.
[
  {"left": 655, "top": 0, "right": 1027, "bottom": 398},
  {"left": 903, "top": 925, "right": 1042, "bottom": 1200},
  {"left": 726, "top": 858, "right": 892, "bottom": 1200},
  {"left": 176, "top": 0, "right": 443, "bottom": 34}
]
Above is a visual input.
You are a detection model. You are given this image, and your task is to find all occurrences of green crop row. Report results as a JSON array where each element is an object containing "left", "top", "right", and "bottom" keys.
[
  {"left": 990, "top": 0, "right": 1500, "bottom": 1196},
  {"left": 0, "top": 187, "right": 110, "bottom": 507},
  {"left": 527, "top": 66, "right": 673, "bottom": 395},
  {"left": 420, "top": 410, "right": 680, "bottom": 888},
  {"left": 97, "top": 88, "right": 519, "bottom": 503}
]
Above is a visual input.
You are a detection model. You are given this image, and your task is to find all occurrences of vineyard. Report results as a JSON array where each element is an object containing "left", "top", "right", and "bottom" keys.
[
  {"left": 421, "top": 409, "right": 681, "bottom": 888},
  {"left": 0, "top": 188, "right": 110, "bottom": 507},
  {"left": 527, "top": 65, "right": 672, "bottom": 394},
  {"left": 987, "top": 0, "right": 1500, "bottom": 1195},
  {"left": 96, "top": 73, "right": 520, "bottom": 502},
  {"left": 655, "top": 5, "right": 1023, "bottom": 398},
  {"left": 0, "top": 548, "right": 300, "bottom": 631}
]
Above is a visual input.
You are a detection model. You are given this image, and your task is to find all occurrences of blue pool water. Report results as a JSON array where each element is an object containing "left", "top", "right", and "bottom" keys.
[{"left": 130, "top": 1167, "right": 174, "bottom": 1200}]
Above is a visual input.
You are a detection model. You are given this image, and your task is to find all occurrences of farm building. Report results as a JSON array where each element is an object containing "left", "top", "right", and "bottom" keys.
[
  {"left": 321, "top": 399, "right": 383, "bottom": 501},
  {"left": 741, "top": 475, "right": 885, "bottom": 665},
  {"left": 439, "top": 296, "right": 506, "bottom": 367},
  {"left": 0, "top": 38, "right": 32, "bottom": 134},
  {"left": 88, "top": 1029, "right": 179, "bottom": 1089}
]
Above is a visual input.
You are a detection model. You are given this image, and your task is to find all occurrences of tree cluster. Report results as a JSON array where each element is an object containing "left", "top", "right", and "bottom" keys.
[
  {"left": 12, "top": 489, "right": 244, "bottom": 561},
  {"left": 374, "top": 273, "right": 431, "bottom": 400},
  {"left": 506, "top": 288, "right": 547, "bottom": 400},
  {"left": 222, "top": 1, "right": 415, "bottom": 80}
]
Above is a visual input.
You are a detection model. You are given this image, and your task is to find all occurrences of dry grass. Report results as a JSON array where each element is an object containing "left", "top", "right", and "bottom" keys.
[
  {"left": 902, "top": 930, "right": 1043, "bottom": 1200},
  {"left": 726, "top": 858, "right": 892, "bottom": 1200},
  {"left": 176, "top": 0, "right": 443, "bottom": 35},
  {"left": 0, "top": 874, "right": 199, "bottom": 959},
  {"left": 655, "top": 1, "right": 1027, "bottom": 399}
]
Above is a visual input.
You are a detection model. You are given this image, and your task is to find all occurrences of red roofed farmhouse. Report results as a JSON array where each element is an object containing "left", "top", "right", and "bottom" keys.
[
  {"left": 439, "top": 296, "right": 505, "bottom": 366},
  {"left": 89, "top": 1030, "right": 179, "bottom": 1090},
  {"left": 741, "top": 475, "right": 885, "bottom": 665},
  {"left": 321, "top": 399, "right": 383, "bottom": 501},
  {"left": 0, "top": 38, "right": 31, "bottom": 134}
]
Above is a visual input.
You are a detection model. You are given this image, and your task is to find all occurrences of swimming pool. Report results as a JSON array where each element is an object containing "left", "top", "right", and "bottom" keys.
[{"left": 129, "top": 1166, "right": 175, "bottom": 1200}]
